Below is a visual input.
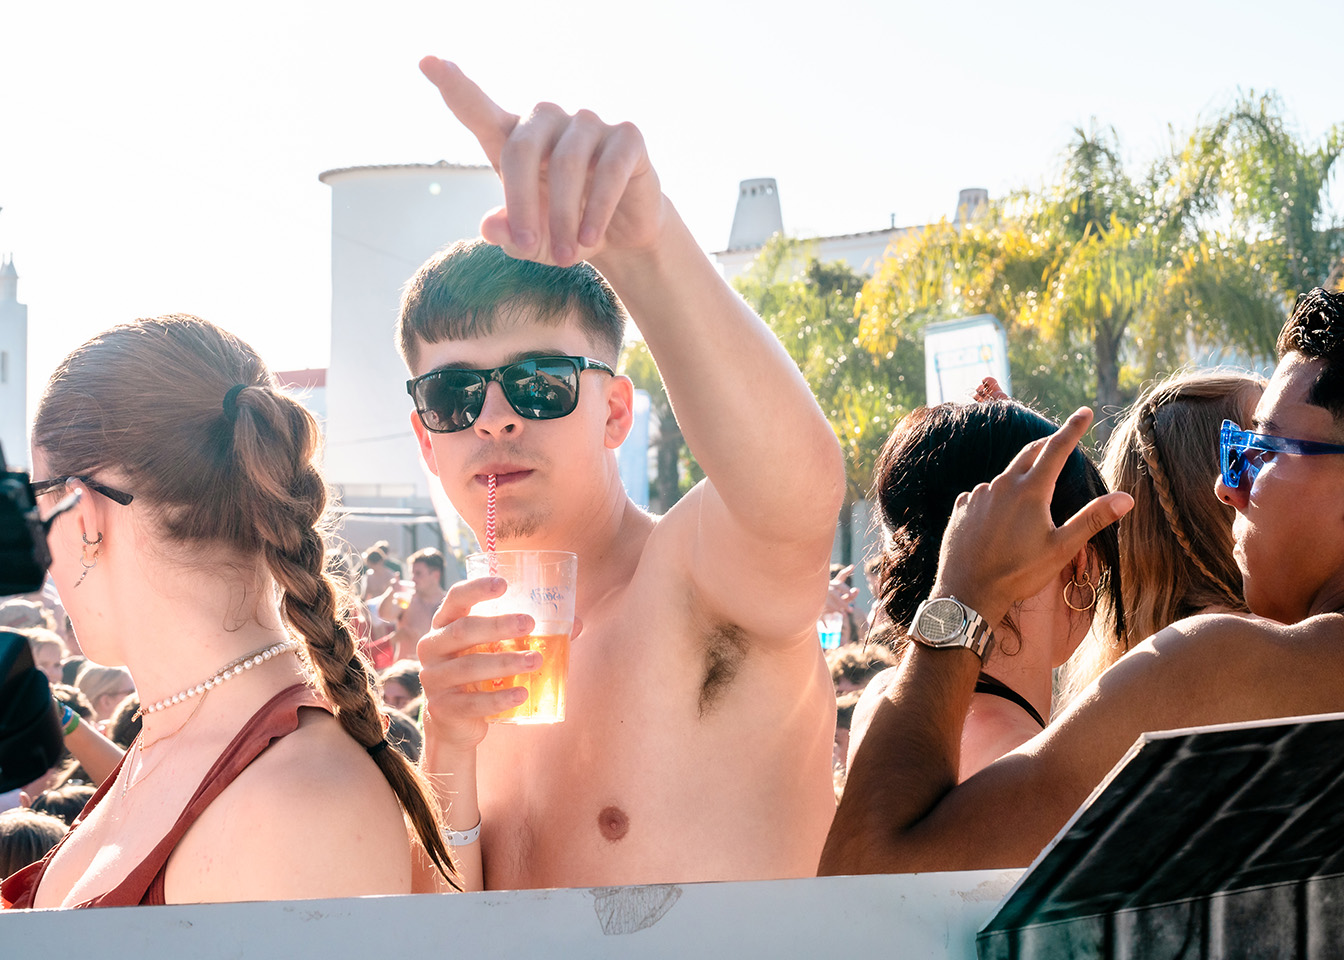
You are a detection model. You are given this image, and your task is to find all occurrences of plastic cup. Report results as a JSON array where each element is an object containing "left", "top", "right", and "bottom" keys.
[
  {"left": 817, "top": 611, "right": 844, "bottom": 650},
  {"left": 465, "top": 550, "right": 577, "bottom": 724}
]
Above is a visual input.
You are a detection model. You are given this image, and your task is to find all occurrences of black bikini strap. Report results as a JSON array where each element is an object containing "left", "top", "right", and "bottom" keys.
[{"left": 974, "top": 673, "right": 1046, "bottom": 729}]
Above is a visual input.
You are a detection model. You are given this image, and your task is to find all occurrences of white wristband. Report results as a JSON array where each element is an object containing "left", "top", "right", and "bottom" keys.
[{"left": 445, "top": 816, "right": 481, "bottom": 846}]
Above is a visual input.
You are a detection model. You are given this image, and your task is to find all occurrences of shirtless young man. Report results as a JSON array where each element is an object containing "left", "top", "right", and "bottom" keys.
[
  {"left": 402, "top": 59, "right": 844, "bottom": 891},
  {"left": 821, "top": 286, "right": 1344, "bottom": 875},
  {"left": 375, "top": 548, "right": 447, "bottom": 662}
]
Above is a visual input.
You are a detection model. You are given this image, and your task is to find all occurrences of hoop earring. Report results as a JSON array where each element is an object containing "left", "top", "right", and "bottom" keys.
[
  {"left": 1063, "top": 571, "right": 1096, "bottom": 612},
  {"left": 75, "top": 532, "right": 103, "bottom": 589}
]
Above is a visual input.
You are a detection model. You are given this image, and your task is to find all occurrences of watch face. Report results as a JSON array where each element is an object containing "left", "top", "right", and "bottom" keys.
[{"left": 917, "top": 598, "right": 967, "bottom": 644}]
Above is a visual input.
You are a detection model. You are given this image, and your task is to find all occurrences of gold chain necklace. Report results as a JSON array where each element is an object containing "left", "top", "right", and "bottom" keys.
[{"left": 121, "top": 687, "right": 210, "bottom": 799}]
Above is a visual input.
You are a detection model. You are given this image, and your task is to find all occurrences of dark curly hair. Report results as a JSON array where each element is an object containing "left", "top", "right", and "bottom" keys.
[
  {"left": 872, "top": 400, "right": 1124, "bottom": 649},
  {"left": 1278, "top": 287, "right": 1344, "bottom": 419}
]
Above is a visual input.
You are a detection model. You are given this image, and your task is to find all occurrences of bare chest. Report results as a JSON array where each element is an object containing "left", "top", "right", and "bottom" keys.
[{"left": 471, "top": 597, "right": 835, "bottom": 888}]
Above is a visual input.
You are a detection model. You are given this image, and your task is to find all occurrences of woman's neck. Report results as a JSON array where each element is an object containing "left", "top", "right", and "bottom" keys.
[
  {"left": 981, "top": 607, "right": 1058, "bottom": 724},
  {"left": 109, "top": 562, "right": 306, "bottom": 736}
]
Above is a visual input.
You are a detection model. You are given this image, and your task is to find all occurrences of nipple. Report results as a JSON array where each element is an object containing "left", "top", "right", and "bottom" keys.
[{"left": 598, "top": 805, "right": 630, "bottom": 842}]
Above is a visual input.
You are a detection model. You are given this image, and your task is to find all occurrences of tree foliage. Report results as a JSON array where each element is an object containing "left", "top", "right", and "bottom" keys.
[
  {"left": 858, "top": 97, "right": 1343, "bottom": 441},
  {"left": 623, "top": 93, "right": 1342, "bottom": 514},
  {"left": 734, "top": 237, "right": 921, "bottom": 504},
  {"left": 619, "top": 339, "right": 701, "bottom": 515}
]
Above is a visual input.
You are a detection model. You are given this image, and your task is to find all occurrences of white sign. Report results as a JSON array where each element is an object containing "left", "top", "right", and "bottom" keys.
[{"left": 923, "top": 315, "right": 1011, "bottom": 406}]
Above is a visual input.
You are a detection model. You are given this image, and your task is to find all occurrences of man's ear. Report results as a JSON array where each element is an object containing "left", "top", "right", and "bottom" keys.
[
  {"left": 603, "top": 375, "right": 636, "bottom": 450},
  {"left": 410, "top": 410, "right": 440, "bottom": 477}
]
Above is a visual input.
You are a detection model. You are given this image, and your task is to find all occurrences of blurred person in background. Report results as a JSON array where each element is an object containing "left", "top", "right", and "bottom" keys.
[{"left": 72, "top": 664, "right": 135, "bottom": 726}]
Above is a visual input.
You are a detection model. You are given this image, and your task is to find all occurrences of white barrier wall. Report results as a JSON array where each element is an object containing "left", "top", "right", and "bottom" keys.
[{"left": 2, "top": 870, "right": 1020, "bottom": 959}]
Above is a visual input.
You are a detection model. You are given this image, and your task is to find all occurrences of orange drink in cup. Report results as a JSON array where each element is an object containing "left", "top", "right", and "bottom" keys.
[{"left": 465, "top": 550, "right": 577, "bottom": 724}]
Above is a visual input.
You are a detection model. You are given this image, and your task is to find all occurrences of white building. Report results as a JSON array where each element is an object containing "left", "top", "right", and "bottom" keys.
[
  {"left": 319, "top": 161, "right": 503, "bottom": 499},
  {"left": 0, "top": 257, "right": 28, "bottom": 471},
  {"left": 714, "top": 180, "right": 988, "bottom": 281}
]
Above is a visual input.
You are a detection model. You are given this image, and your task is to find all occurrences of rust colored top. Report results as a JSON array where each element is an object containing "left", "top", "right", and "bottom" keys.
[{"left": 3, "top": 683, "right": 328, "bottom": 909}]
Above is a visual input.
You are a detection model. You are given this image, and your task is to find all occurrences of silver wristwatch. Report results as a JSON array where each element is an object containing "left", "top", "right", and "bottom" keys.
[{"left": 909, "top": 596, "right": 994, "bottom": 661}]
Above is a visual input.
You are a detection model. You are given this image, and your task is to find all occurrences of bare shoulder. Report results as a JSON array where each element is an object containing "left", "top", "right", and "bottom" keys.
[
  {"left": 166, "top": 710, "right": 412, "bottom": 903},
  {"left": 1115, "top": 610, "right": 1344, "bottom": 681},
  {"left": 1049, "top": 611, "right": 1344, "bottom": 767}
]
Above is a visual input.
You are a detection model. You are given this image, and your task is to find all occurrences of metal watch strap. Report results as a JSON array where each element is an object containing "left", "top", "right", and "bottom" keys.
[
  {"left": 912, "top": 596, "right": 995, "bottom": 662},
  {"left": 959, "top": 607, "right": 994, "bottom": 661}
]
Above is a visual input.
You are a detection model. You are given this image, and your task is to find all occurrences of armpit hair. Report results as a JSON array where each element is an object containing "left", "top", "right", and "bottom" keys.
[{"left": 699, "top": 621, "right": 748, "bottom": 717}]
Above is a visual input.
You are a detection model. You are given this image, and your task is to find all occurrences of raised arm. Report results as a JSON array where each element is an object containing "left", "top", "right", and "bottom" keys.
[
  {"left": 821, "top": 409, "right": 1134, "bottom": 873},
  {"left": 419, "top": 58, "right": 844, "bottom": 642}
]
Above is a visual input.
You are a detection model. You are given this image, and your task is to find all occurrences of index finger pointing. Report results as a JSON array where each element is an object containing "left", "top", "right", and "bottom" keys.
[{"left": 419, "top": 56, "right": 519, "bottom": 168}]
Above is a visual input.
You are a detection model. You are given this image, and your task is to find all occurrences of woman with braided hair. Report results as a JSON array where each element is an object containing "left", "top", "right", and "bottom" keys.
[
  {"left": 1058, "top": 369, "right": 1265, "bottom": 703},
  {"left": 3, "top": 315, "right": 459, "bottom": 908}
]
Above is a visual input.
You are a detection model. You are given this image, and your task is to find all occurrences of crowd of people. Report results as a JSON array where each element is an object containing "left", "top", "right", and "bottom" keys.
[{"left": 2, "top": 56, "right": 1343, "bottom": 918}]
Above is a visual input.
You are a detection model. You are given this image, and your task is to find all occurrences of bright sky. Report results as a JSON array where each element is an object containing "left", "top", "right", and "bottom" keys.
[{"left": 2, "top": 0, "right": 1341, "bottom": 411}]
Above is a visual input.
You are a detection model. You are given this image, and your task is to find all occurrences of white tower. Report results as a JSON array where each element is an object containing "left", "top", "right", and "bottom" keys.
[
  {"left": 956, "top": 188, "right": 989, "bottom": 223},
  {"left": 727, "top": 178, "right": 784, "bottom": 251},
  {"left": 319, "top": 162, "right": 503, "bottom": 500},
  {"left": 0, "top": 256, "right": 28, "bottom": 471}
]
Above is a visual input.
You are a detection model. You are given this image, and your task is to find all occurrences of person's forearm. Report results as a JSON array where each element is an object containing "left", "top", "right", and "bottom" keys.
[
  {"left": 595, "top": 207, "right": 844, "bottom": 536},
  {"left": 63, "top": 719, "right": 124, "bottom": 786},
  {"left": 820, "top": 645, "right": 979, "bottom": 875},
  {"left": 421, "top": 733, "right": 483, "bottom": 892}
]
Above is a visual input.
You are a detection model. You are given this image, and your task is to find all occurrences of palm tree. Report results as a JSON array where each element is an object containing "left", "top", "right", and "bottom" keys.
[{"left": 857, "top": 100, "right": 1342, "bottom": 442}]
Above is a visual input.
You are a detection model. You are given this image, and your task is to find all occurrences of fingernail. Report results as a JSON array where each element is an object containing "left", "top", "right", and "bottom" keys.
[
  {"left": 554, "top": 243, "right": 574, "bottom": 264},
  {"left": 578, "top": 226, "right": 598, "bottom": 247},
  {"left": 513, "top": 229, "right": 536, "bottom": 251},
  {"left": 512, "top": 688, "right": 528, "bottom": 703},
  {"left": 523, "top": 651, "right": 542, "bottom": 668},
  {"left": 515, "top": 615, "right": 530, "bottom": 632}
]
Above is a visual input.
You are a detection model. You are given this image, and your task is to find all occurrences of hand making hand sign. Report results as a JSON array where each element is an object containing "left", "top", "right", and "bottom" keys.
[
  {"left": 419, "top": 57, "right": 666, "bottom": 268},
  {"left": 932, "top": 407, "right": 1134, "bottom": 627}
]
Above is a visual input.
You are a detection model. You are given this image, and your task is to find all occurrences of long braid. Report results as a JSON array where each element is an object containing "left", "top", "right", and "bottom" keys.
[
  {"left": 34, "top": 315, "right": 460, "bottom": 889},
  {"left": 1135, "top": 406, "right": 1241, "bottom": 607},
  {"left": 230, "top": 385, "right": 459, "bottom": 889}
]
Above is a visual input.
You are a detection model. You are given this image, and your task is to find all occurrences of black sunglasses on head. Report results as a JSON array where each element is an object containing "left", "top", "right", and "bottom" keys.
[
  {"left": 30, "top": 476, "right": 135, "bottom": 506},
  {"left": 407, "top": 355, "right": 615, "bottom": 434}
]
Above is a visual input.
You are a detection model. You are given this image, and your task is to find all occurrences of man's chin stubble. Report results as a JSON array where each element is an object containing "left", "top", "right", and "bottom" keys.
[{"left": 497, "top": 513, "right": 544, "bottom": 541}]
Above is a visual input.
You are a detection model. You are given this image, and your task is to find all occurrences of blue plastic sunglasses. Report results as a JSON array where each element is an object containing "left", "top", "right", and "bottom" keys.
[{"left": 1219, "top": 419, "right": 1344, "bottom": 490}]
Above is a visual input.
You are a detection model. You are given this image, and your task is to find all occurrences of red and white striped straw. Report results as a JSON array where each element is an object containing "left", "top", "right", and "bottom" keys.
[{"left": 485, "top": 473, "right": 498, "bottom": 554}]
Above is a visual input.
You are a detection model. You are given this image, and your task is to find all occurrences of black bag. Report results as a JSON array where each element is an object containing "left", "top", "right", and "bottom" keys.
[{"left": 0, "top": 629, "right": 63, "bottom": 792}]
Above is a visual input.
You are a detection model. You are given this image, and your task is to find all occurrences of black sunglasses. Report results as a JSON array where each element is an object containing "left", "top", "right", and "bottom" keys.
[
  {"left": 31, "top": 476, "right": 135, "bottom": 506},
  {"left": 407, "top": 355, "right": 615, "bottom": 434}
]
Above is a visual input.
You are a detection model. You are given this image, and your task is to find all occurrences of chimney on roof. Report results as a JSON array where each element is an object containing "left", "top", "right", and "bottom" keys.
[
  {"left": 727, "top": 178, "right": 784, "bottom": 251},
  {"left": 956, "top": 188, "right": 989, "bottom": 224},
  {"left": 0, "top": 257, "right": 17, "bottom": 303}
]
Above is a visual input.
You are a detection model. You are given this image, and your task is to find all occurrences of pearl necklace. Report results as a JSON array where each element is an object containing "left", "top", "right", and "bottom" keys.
[{"left": 134, "top": 639, "right": 301, "bottom": 720}]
